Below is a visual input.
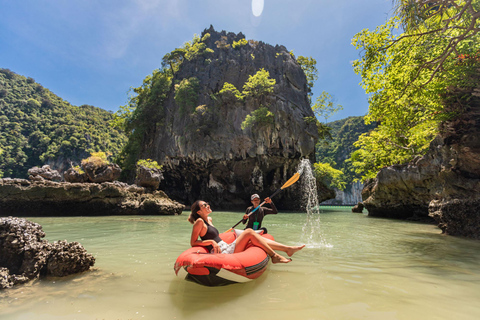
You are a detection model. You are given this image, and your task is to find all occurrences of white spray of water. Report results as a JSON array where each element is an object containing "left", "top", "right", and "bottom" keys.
[{"left": 296, "top": 159, "right": 332, "bottom": 248}]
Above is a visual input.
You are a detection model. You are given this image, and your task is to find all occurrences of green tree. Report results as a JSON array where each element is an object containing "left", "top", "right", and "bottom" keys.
[
  {"left": 312, "top": 91, "right": 343, "bottom": 123},
  {"left": 161, "top": 33, "right": 213, "bottom": 76},
  {"left": 242, "top": 68, "right": 276, "bottom": 98},
  {"left": 218, "top": 82, "right": 244, "bottom": 102},
  {"left": 241, "top": 69, "right": 276, "bottom": 130},
  {"left": 137, "top": 158, "right": 163, "bottom": 170},
  {"left": 313, "top": 162, "right": 347, "bottom": 190},
  {"left": 297, "top": 56, "right": 318, "bottom": 101},
  {"left": 316, "top": 116, "right": 377, "bottom": 184},
  {"left": 232, "top": 38, "right": 248, "bottom": 49},
  {"left": 113, "top": 68, "right": 171, "bottom": 176},
  {"left": 241, "top": 107, "right": 274, "bottom": 130},
  {"left": 350, "top": 2, "right": 480, "bottom": 180},
  {"left": 174, "top": 77, "right": 200, "bottom": 115}
]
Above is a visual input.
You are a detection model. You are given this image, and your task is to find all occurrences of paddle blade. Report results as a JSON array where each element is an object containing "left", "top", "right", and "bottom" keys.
[{"left": 280, "top": 172, "right": 300, "bottom": 190}]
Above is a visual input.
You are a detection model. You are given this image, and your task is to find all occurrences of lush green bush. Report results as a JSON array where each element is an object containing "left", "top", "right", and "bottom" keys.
[
  {"left": 297, "top": 56, "right": 318, "bottom": 102},
  {"left": 313, "top": 162, "right": 346, "bottom": 190},
  {"left": 184, "top": 33, "right": 214, "bottom": 61},
  {"left": 137, "top": 158, "right": 163, "bottom": 170},
  {"left": 218, "top": 82, "right": 244, "bottom": 102},
  {"left": 240, "top": 69, "right": 277, "bottom": 130},
  {"left": 73, "top": 165, "right": 84, "bottom": 174},
  {"left": 81, "top": 151, "right": 110, "bottom": 169},
  {"left": 242, "top": 68, "right": 276, "bottom": 98},
  {"left": 161, "top": 33, "right": 213, "bottom": 76},
  {"left": 241, "top": 107, "right": 274, "bottom": 130},
  {"left": 174, "top": 77, "right": 200, "bottom": 115},
  {"left": 232, "top": 38, "right": 248, "bottom": 49}
]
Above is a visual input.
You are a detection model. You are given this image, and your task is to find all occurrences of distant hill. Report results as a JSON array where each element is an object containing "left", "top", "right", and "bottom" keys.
[
  {"left": 316, "top": 116, "right": 377, "bottom": 189},
  {"left": 0, "top": 68, "right": 126, "bottom": 178}
]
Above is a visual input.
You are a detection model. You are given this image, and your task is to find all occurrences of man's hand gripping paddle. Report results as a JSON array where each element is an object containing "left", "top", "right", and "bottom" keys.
[{"left": 225, "top": 172, "right": 301, "bottom": 233}]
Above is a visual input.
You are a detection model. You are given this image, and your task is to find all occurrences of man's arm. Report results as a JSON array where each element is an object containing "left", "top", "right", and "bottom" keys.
[
  {"left": 242, "top": 207, "right": 251, "bottom": 224},
  {"left": 263, "top": 201, "right": 278, "bottom": 215}
]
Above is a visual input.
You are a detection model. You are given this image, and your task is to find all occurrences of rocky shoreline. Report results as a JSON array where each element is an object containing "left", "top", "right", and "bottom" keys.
[
  {"left": 361, "top": 68, "right": 480, "bottom": 238},
  {"left": 0, "top": 178, "right": 185, "bottom": 216},
  {"left": 1, "top": 217, "right": 95, "bottom": 289}
]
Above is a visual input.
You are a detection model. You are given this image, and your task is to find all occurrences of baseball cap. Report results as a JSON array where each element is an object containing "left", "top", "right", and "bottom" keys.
[{"left": 251, "top": 194, "right": 260, "bottom": 200}]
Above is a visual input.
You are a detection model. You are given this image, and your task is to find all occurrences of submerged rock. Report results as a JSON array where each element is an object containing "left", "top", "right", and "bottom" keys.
[
  {"left": 0, "top": 179, "right": 185, "bottom": 216},
  {"left": 351, "top": 202, "right": 364, "bottom": 213},
  {"left": 0, "top": 217, "right": 95, "bottom": 289}
]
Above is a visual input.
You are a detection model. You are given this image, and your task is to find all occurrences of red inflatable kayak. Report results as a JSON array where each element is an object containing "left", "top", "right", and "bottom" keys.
[{"left": 174, "top": 231, "right": 274, "bottom": 286}]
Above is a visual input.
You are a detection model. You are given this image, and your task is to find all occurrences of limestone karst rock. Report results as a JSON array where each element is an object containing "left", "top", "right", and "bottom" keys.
[
  {"left": 28, "top": 165, "right": 62, "bottom": 181},
  {"left": 135, "top": 165, "right": 164, "bottom": 190},
  {"left": 141, "top": 26, "right": 325, "bottom": 210},
  {"left": 0, "top": 178, "right": 185, "bottom": 216}
]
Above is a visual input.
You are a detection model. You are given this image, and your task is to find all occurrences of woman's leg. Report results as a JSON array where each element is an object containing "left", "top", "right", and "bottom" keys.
[
  {"left": 234, "top": 229, "right": 291, "bottom": 263},
  {"left": 264, "top": 238, "right": 305, "bottom": 257}
]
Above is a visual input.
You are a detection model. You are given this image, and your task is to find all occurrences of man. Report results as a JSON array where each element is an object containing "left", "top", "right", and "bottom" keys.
[{"left": 242, "top": 193, "right": 277, "bottom": 233}]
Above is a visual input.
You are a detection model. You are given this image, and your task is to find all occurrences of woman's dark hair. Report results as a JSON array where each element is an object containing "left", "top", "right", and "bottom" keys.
[{"left": 188, "top": 200, "right": 202, "bottom": 224}]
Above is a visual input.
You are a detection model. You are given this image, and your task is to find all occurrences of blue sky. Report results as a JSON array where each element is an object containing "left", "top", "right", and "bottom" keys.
[{"left": 0, "top": 0, "right": 393, "bottom": 122}]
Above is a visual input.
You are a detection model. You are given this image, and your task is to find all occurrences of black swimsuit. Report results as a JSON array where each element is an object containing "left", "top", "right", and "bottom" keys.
[
  {"left": 199, "top": 223, "right": 236, "bottom": 254},
  {"left": 200, "top": 223, "right": 222, "bottom": 251},
  {"left": 200, "top": 224, "right": 222, "bottom": 242}
]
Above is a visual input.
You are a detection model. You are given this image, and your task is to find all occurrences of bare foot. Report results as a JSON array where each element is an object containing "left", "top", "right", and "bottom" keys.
[
  {"left": 286, "top": 244, "right": 305, "bottom": 257},
  {"left": 271, "top": 253, "right": 292, "bottom": 264}
]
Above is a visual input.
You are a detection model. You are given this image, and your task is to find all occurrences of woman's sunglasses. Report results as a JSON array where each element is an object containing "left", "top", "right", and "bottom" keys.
[{"left": 201, "top": 203, "right": 209, "bottom": 208}]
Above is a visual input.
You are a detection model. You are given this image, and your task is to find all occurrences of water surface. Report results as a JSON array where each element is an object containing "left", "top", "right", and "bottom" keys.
[{"left": 1, "top": 207, "right": 479, "bottom": 320}]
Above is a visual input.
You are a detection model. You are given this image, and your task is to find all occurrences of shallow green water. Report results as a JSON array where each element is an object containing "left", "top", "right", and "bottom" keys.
[{"left": 1, "top": 207, "right": 479, "bottom": 320}]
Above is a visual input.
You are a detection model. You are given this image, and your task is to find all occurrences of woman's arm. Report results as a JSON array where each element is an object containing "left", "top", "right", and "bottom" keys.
[{"left": 190, "top": 219, "right": 220, "bottom": 252}]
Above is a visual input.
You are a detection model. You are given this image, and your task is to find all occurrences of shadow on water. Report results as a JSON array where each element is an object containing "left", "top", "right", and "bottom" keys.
[
  {"left": 393, "top": 230, "right": 480, "bottom": 276},
  {"left": 168, "top": 272, "right": 268, "bottom": 317}
]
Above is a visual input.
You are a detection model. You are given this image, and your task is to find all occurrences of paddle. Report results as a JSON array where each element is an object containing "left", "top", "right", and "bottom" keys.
[{"left": 225, "top": 172, "right": 301, "bottom": 233}]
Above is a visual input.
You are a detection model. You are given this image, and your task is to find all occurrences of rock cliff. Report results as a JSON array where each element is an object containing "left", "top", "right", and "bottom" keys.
[
  {"left": 362, "top": 68, "right": 480, "bottom": 238},
  {"left": 144, "top": 27, "right": 322, "bottom": 210},
  {"left": 0, "top": 178, "right": 184, "bottom": 216}
]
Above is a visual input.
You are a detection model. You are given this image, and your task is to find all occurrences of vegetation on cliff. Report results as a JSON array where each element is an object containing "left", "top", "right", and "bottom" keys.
[
  {"left": 0, "top": 69, "right": 126, "bottom": 179},
  {"left": 316, "top": 116, "right": 377, "bottom": 189},
  {"left": 240, "top": 69, "right": 276, "bottom": 130},
  {"left": 351, "top": 0, "right": 480, "bottom": 180},
  {"left": 113, "top": 29, "right": 321, "bottom": 180},
  {"left": 112, "top": 27, "right": 325, "bottom": 208}
]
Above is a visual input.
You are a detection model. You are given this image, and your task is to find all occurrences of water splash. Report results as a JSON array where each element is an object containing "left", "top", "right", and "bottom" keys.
[{"left": 296, "top": 159, "right": 332, "bottom": 248}]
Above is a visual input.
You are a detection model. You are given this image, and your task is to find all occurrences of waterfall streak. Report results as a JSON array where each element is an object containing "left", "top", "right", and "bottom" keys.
[{"left": 297, "top": 159, "right": 332, "bottom": 248}]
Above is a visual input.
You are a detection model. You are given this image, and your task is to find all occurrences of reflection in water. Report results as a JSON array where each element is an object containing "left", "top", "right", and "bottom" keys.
[
  {"left": 169, "top": 274, "right": 268, "bottom": 318},
  {"left": 1, "top": 211, "right": 479, "bottom": 320}
]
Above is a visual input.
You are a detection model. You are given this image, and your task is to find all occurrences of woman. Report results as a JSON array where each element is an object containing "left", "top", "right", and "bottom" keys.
[{"left": 188, "top": 200, "right": 305, "bottom": 264}]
